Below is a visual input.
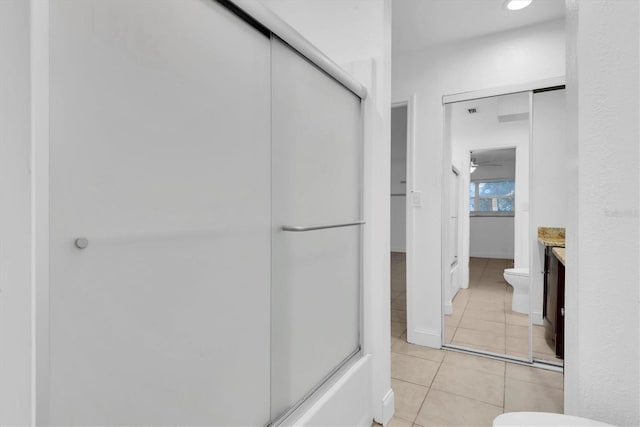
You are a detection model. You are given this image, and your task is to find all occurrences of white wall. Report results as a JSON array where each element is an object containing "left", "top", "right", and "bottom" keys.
[
  {"left": 0, "top": 1, "right": 32, "bottom": 424},
  {"left": 470, "top": 217, "right": 515, "bottom": 259},
  {"left": 469, "top": 159, "right": 516, "bottom": 260},
  {"left": 256, "top": 1, "right": 394, "bottom": 423},
  {"left": 565, "top": 1, "right": 639, "bottom": 425},
  {"left": 393, "top": 19, "right": 565, "bottom": 348},
  {"left": 390, "top": 105, "right": 407, "bottom": 252}
]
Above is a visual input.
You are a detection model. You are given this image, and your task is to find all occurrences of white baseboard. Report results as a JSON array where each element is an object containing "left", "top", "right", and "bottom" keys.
[
  {"left": 532, "top": 310, "right": 543, "bottom": 326},
  {"left": 381, "top": 388, "right": 394, "bottom": 426},
  {"left": 407, "top": 327, "right": 441, "bottom": 349},
  {"left": 444, "top": 301, "right": 452, "bottom": 315},
  {"left": 452, "top": 286, "right": 461, "bottom": 298},
  {"left": 469, "top": 252, "right": 513, "bottom": 260}
]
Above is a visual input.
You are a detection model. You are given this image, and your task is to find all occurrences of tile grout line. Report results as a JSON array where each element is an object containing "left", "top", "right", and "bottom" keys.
[
  {"left": 409, "top": 347, "right": 448, "bottom": 426},
  {"left": 390, "top": 349, "right": 444, "bottom": 365},
  {"left": 425, "top": 385, "right": 505, "bottom": 410},
  {"left": 504, "top": 374, "right": 565, "bottom": 390},
  {"left": 450, "top": 261, "right": 477, "bottom": 344},
  {"left": 429, "top": 349, "right": 508, "bottom": 407}
]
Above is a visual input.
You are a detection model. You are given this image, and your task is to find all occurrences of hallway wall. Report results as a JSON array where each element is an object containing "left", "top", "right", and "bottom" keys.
[
  {"left": 392, "top": 19, "right": 565, "bottom": 348},
  {"left": 564, "top": 1, "right": 639, "bottom": 424},
  {"left": 469, "top": 217, "right": 514, "bottom": 259}
]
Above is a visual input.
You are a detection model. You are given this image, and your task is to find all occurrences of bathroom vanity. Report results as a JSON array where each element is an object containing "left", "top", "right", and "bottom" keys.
[
  {"left": 546, "top": 247, "right": 565, "bottom": 358},
  {"left": 538, "top": 227, "right": 565, "bottom": 359}
]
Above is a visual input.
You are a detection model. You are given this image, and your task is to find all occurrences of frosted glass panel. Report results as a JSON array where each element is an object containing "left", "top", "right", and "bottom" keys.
[
  {"left": 49, "top": 1, "right": 271, "bottom": 425},
  {"left": 271, "top": 38, "right": 362, "bottom": 419}
]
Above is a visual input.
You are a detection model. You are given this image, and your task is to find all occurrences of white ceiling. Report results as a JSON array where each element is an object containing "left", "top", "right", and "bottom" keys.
[
  {"left": 472, "top": 147, "right": 516, "bottom": 164},
  {"left": 393, "top": 0, "right": 565, "bottom": 54},
  {"left": 451, "top": 92, "right": 527, "bottom": 165},
  {"left": 450, "top": 92, "right": 529, "bottom": 132}
]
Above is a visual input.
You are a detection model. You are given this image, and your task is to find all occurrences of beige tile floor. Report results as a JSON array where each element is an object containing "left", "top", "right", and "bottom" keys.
[
  {"left": 386, "top": 253, "right": 564, "bottom": 427},
  {"left": 445, "top": 257, "right": 563, "bottom": 364}
]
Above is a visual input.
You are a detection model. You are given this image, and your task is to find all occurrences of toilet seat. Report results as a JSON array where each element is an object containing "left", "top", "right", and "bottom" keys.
[{"left": 494, "top": 412, "right": 615, "bottom": 426}]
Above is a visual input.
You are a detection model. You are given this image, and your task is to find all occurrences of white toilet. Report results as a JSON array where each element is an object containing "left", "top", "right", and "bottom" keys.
[
  {"left": 503, "top": 267, "right": 529, "bottom": 314},
  {"left": 494, "top": 412, "right": 616, "bottom": 426}
]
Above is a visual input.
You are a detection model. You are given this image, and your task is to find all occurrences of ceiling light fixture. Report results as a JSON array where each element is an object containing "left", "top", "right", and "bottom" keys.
[
  {"left": 505, "top": 0, "right": 532, "bottom": 11},
  {"left": 470, "top": 159, "right": 478, "bottom": 174}
]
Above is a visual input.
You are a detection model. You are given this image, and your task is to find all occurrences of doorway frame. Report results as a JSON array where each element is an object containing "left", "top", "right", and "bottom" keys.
[{"left": 390, "top": 94, "right": 419, "bottom": 344}]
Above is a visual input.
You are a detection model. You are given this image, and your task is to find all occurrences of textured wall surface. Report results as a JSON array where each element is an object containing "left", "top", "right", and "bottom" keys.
[{"left": 565, "top": 1, "right": 639, "bottom": 425}]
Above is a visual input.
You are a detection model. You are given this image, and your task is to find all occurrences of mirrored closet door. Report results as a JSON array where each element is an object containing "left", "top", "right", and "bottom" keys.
[
  {"left": 443, "top": 92, "right": 532, "bottom": 361},
  {"left": 443, "top": 86, "right": 567, "bottom": 368}
]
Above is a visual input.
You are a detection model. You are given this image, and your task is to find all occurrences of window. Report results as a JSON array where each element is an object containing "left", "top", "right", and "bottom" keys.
[{"left": 469, "top": 180, "right": 515, "bottom": 216}]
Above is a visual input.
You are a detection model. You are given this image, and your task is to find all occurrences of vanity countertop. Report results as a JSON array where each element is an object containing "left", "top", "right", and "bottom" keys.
[
  {"left": 537, "top": 227, "right": 566, "bottom": 247},
  {"left": 552, "top": 247, "right": 566, "bottom": 265}
]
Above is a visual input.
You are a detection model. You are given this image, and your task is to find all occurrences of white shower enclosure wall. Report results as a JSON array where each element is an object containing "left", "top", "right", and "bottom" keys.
[{"left": 38, "top": 1, "right": 365, "bottom": 425}]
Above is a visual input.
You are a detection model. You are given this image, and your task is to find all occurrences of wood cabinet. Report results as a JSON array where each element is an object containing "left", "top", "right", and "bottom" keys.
[{"left": 543, "top": 247, "right": 565, "bottom": 358}]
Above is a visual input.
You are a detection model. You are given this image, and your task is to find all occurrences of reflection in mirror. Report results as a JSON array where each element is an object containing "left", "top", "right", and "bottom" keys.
[
  {"left": 390, "top": 105, "right": 408, "bottom": 341},
  {"left": 531, "top": 88, "right": 567, "bottom": 367},
  {"left": 443, "top": 92, "right": 530, "bottom": 359}
]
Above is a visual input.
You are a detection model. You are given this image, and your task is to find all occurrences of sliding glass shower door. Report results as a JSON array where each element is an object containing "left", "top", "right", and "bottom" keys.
[
  {"left": 270, "top": 38, "right": 364, "bottom": 421},
  {"left": 48, "top": 1, "right": 271, "bottom": 424},
  {"left": 46, "top": 2, "right": 364, "bottom": 425}
]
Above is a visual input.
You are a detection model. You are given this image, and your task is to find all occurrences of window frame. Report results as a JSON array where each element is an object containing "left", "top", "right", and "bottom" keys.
[{"left": 469, "top": 178, "right": 515, "bottom": 217}]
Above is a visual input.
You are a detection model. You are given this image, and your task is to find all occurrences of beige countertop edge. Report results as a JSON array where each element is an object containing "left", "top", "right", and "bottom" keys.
[
  {"left": 537, "top": 237, "right": 566, "bottom": 248},
  {"left": 552, "top": 247, "right": 566, "bottom": 265}
]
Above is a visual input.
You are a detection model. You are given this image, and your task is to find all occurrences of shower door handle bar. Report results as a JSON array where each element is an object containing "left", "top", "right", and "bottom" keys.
[{"left": 281, "top": 220, "right": 365, "bottom": 232}]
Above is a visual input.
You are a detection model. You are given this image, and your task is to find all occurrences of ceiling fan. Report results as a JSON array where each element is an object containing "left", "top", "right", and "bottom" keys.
[
  {"left": 470, "top": 157, "right": 503, "bottom": 173},
  {"left": 470, "top": 157, "right": 503, "bottom": 167}
]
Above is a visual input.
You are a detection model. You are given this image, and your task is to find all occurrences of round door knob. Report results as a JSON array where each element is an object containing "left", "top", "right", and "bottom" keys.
[{"left": 75, "top": 237, "right": 89, "bottom": 249}]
